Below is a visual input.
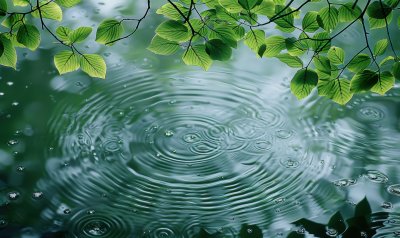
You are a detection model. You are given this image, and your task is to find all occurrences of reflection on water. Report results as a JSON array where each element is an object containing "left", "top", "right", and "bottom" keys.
[{"left": 1, "top": 56, "right": 400, "bottom": 237}]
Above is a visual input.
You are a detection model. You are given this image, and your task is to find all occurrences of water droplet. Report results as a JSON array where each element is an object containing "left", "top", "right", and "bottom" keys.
[
  {"left": 32, "top": 192, "right": 43, "bottom": 200},
  {"left": 84, "top": 221, "right": 109, "bottom": 236},
  {"left": 16, "top": 166, "right": 25, "bottom": 172},
  {"left": 64, "top": 209, "right": 71, "bottom": 214},
  {"left": 7, "top": 139, "right": 19, "bottom": 146},
  {"left": 276, "top": 129, "right": 293, "bottom": 139},
  {"left": 333, "top": 178, "right": 357, "bottom": 187},
  {"left": 183, "top": 133, "right": 199, "bottom": 143},
  {"left": 0, "top": 219, "right": 7, "bottom": 228},
  {"left": 247, "top": 228, "right": 253, "bottom": 234},
  {"left": 364, "top": 170, "right": 388, "bottom": 183},
  {"left": 280, "top": 158, "right": 300, "bottom": 168},
  {"left": 164, "top": 130, "right": 174, "bottom": 137},
  {"left": 357, "top": 106, "right": 384, "bottom": 122},
  {"left": 326, "top": 228, "right": 338, "bottom": 237},
  {"left": 274, "top": 197, "right": 285, "bottom": 204},
  {"left": 381, "top": 202, "right": 392, "bottom": 209},
  {"left": 87, "top": 209, "right": 96, "bottom": 215},
  {"left": 360, "top": 231, "right": 367, "bottom": 237},
  {"left": 387, "top": 184, "right": 400, "bottom": 196},
  {"left": 297, "top": 227, "right": 305, "bottom": 234},
  {"left": 6, "top": 81, "right": 13, "bottom": 86},
  {"left": 8, "top": 191, "right": 20, "bottom": 200},
  {"left": 0, "top": 92, "right": 4, "bottom": 96},
  {"left": 11, "top": 102, "right": 19, "bottom": 106}
]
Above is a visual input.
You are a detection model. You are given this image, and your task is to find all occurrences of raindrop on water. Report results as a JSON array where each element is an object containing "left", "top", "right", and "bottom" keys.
[
  {"left": 87, "top": 209, "right": 96, "bottom": 215},
  {"left": 7, "top": 139, "right": 19, "bottom": 146},
  {"left": 32, "top": 192, "right": 43, "bottom": 200},
  {"left": 333, "top": 178, "right": 357, "bottom": 187},
  {"left": 83, "top": 221, "right": 109, "bottom": 236},
  {"left": 64, "top": 209, "right": 71, "bottom": 215},
  {"left": 387, "top": 184, "right": 400, "bottom": 196},
  {"left": 364, "top": 170, "right": 388, "bottom": 183},
  {"left": 16, "top": 166, "right": 25, "bottom": 172},
  {"left": 326, "top": 228, "right": 338, "bottom": 237},
  {"left": 381, "top": 201, "right": 392, "bottom": 209},
  {"left": 8, "top": 191, "right": 20, "bottom": 200},
  {"left": 164, "top": 130, "right": 174, "bottom": 137}
]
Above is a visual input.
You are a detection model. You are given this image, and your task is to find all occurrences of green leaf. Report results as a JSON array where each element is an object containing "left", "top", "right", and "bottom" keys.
[
  {"left": 156, "top": 2, "right": 189, "bottom": 20},
  {"left": 0, "top": 0, "right": 7, "bottom": 16},
  {"left": 291, "top": 69, "right": 319, "bottom": 99},
  {"left": 182, "top": 45, "right": 212, "bottom": 70},
  {"left": 373, "top": 39, "right": 388, "bottom": 56},
  {"left": 313, "top": 55, "right": 332, "bottom": 80},
  {"left": 69, "top": 26, "right": 92, "bottom": 43},
  {"left": 318, "top": 79, "right": 353, "bottom": 104},
  {"left": 13, "top": 0, "right": 29, "bottom": 7},
  {"left": 311, "top": 32, "right": 331, "bottom": 52},
  {"left": 0, "top": 36, "right": 17, "bottom": 69},
  {"left": 197, "top": 228, "right": 224, "bottom": 238},
  {"left": 244, "top": 29, "right": 265, "bottom": 54},
  {"left": 32, "top": 2, "right": 63, "bottom": 21},
  {"left": 338, "top": 3, "right": 362, "bottom": 22},
  {"left": 292, "top": 218, "right": 326, "bottom": 238},
  {"left": 379, "top": 55, "right": 394, "bottom": 67},
  {"left": 155, "top": 20, "right": 189, "bottom": 42},
  {"left": 205, "top": 39, "right": 232, "bottom": 61},
  {"left": 147, "top": 35, "right": 180, "bottom": 55},
  {"left": 286, "top": 37, "right": 306, "bottom": 56},
  {"left": 2, "top": 14, "right": 24, "bottom": 28},
  {"left": 369, "top": 12, "right": 393, "bottom": 29},
  {"left": 274, "top": 5, "right": 295, "bottom": 31},
  {"left": 327, "top": 46, "right": 345, "bottom": 65},
  {"left": 0, "top": 40, "right": 4, "bottom": 57},
  {"left": 276, "top": 53, "right": 303, "bottom": 68},
  {"left": 367, "top": 1, "right": 392, "bottom": 19},
  {"left": 16, "top": 24, "right": 41, "bottom": 50},
  {"left": 350, "top": 69, "right": 379, "bottom": 92},
  {"left": 371, "top": 71, "right": 395, "bottom": 95},
  {"left": 264, "top": 35, "right": 285, "bottom": 57},
  {"left": 398, "top": 16, "right": 400, "bottom": 29},
  {"left": 302, "top": 11, "right": 319, "bottom": 32},
  {"left": 393, "top": 62, "right": 400, "bottom": 79},
  {"left": 56, "top": 26, "right": 72, "bottom": 43},
  {"left": 95, "top": 19, "right": 124, "bottom": 45},
  {"left": 54, "top": 50, "right": 80, "bottom": 74},
  {"left": 318, "top": 6, "right": 339, "bottom": 31},
  {"left": 238, "top": 0, "right": 262, "bottom": 10},
  {"left": 354, "top": 197, "right": 372, "bottom": 218},
  {"left": 252, "top": 0, "right": 275, "bottom": 17},
  {"left": 80, "top": 54, "right": 106, "bottom": 79},
  {"left": 201, "top": 0, "right": 219, "bottom": 8},
  {"left": 287, "top": 232, "right": 305, "bottom": 238},
  {"left": 215, "top": 6, "right": 239, "bottom": 23},
  {"left": 347, "top": 54, "right": 371, "bottom": 73},
  {"left": 218, "top": 0, "right": 243, "bottom": 13},
  {"left": 55, "top": 0, "right": 81, "bottom": 8},
  {"left": 328, "top": 212, "right": 346, "bottom": 233},
  {"left": 208, "top": 26, "right": 237, "bottom": 48},
  {"left": 258, "top": 44, "right": 266, "bottom": 57}
]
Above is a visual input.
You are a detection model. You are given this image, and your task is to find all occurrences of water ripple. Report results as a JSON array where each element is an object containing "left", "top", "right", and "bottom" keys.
[{"left": 42, "top": 66, "right": 341, "bottom": 235}]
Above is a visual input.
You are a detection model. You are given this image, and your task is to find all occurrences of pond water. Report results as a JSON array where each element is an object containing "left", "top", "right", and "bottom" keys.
[{"left": 1, "top": 1, "right": 400, "bottom": 238}]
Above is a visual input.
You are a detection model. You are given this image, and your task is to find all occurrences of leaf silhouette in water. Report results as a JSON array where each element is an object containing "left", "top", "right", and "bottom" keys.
[
  {"left": 239, "top": 224, "right": 263, "bottom": 238},
  {"left": 289, "top": 197, "right": 389, "bottom": 238},
  {"left": 195, "top": 228, "right": 224, "bottom": 238}
]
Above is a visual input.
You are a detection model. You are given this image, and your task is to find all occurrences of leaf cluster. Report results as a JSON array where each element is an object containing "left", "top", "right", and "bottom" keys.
[{"left": 0, "top": 0, "right": 399, "bottom": 104}]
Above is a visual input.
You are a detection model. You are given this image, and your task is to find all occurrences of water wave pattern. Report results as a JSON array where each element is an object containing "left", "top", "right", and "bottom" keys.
[{"left": 41, "top": 66, "right": 382, "bottom": 236}]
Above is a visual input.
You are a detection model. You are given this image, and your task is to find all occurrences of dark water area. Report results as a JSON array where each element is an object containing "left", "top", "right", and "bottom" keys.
[{"left": 1, "top": 1, "right": 400, "bottom": 237}]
